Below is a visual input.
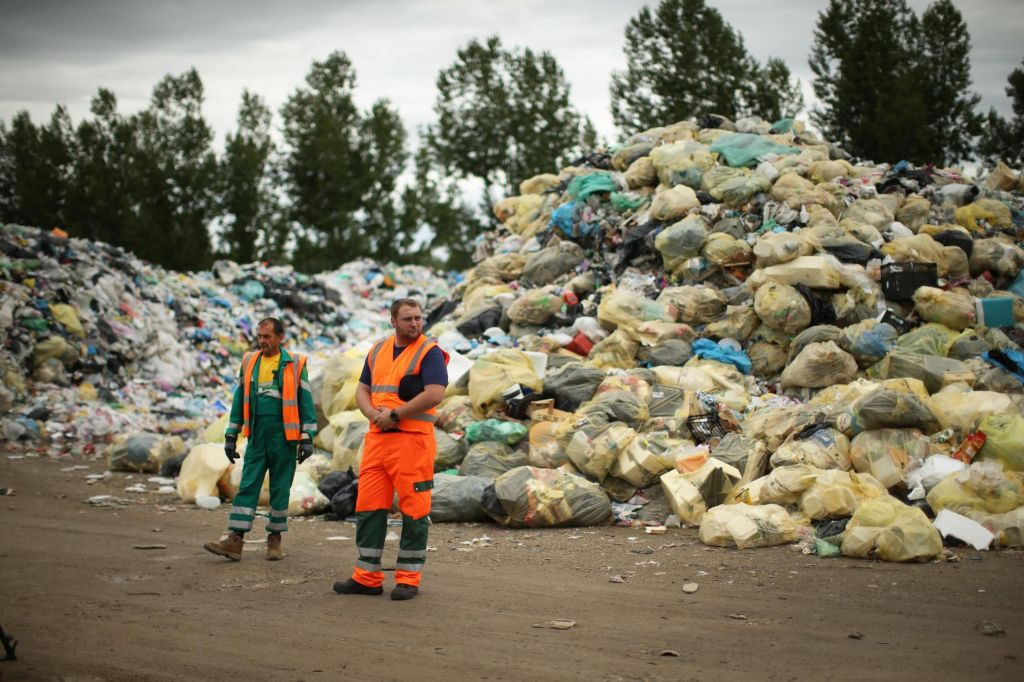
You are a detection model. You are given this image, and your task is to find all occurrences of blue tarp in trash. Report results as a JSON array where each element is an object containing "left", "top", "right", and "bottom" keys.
[{"left": 692, "top": 338, "right": 752, "bottom": 374}]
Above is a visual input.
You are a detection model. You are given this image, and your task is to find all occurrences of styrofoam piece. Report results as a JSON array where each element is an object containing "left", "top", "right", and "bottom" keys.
[{"left": 933, "top": 509, "right": 994, "bottom": 550}]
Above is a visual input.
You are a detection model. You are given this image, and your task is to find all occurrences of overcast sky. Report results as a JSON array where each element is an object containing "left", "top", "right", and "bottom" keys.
[{"left": 1, "top": 0, "right": 1021, "bottom": 148}]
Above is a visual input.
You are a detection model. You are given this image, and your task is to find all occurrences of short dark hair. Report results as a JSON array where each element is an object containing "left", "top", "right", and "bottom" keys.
[
  {"left": 390, "top": 298, "right": 422, "bottom": 318},
  {"left": 257, "top": 317, "right": 284, "bottom": 335}
]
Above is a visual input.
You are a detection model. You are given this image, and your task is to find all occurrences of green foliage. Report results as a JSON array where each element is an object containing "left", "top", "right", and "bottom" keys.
[
  {"left": 66, "top": 89, "right": 136, "bottom": 248},
  {"left": 810, "top": 0, "right": 982, "bottom": 164},
  {"left": 219, "top": 90, "right": 282, "bottom": 263},
  {"left": 402, "top": 146, "right": 483, "bottom": 271},
  {"left": 979, "top": 58, "right": 1024, "bottom": 167},
  {"left": 129, "top": 68, "right": 218, "bottom": 270},
  {"left": 279, "top": 51, "right": 413, "bottom": 273},
  {"left": 609, "top": 0, "right": 802, "bottom": 134},
  {"left": 0, "top": 107, "right": 74, "bottom": 230},
  {"left": 427, "top": 35, "right": 591, "bottom": 199},
  {"left": 919, "top": 0, "right": 982, "bottom": 164}
]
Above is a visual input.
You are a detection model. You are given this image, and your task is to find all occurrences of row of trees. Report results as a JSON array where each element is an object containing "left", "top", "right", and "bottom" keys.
[{"left": 1, "top": 0, "right": 1021, "bottom": 273}]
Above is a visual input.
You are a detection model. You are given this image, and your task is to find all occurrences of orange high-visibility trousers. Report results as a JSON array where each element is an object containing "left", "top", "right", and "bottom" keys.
[{"left": 351, "top": 430, "right": 435, "bottom": 588}]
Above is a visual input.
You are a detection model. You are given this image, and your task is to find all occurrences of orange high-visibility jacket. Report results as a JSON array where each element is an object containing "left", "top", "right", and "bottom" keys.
[
  {"left": 367, "top": 335, "right": 449, "bottom": 434},
  {"left": 239, "top": 350, "right": 309, "bottom": 441}
]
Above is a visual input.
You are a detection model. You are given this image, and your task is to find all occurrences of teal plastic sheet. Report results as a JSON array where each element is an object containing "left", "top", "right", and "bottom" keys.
[{"left": 710, "top": 133, "right": 800, "bottom": 168}]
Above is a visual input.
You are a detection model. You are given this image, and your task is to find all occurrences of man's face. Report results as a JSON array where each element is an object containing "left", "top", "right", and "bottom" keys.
[
  {"left": 257, "top": 323, "right": 284, "bottom": 355},
  {"left": 391, "top": 305, "right": 423, "bottom": 343}
]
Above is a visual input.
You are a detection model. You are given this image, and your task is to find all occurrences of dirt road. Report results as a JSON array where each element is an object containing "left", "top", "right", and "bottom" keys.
[{"left": 1, "top": 455, "right": 1022, "bottom": 682}]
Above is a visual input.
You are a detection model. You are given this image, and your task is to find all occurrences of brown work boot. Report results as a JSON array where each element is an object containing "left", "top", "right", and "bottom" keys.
[
  {"left": 267, "top": 532, "right": 284, "bottom": 561},
  {"left": 203, "top": 531, "right": 243, "bottom": 561}
]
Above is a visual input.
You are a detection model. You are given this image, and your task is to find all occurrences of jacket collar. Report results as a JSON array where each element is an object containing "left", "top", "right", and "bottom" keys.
[{"left": 260, "top": 346, "right": 293, "bottom": 364}]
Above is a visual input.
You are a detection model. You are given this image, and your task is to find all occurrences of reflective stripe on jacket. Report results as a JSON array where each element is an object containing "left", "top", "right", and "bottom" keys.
[
  {"left": 368, "top": 335, "right": 449, "bottom": 434},
  {"left": 238, "top": 350, "right": 309, "bottom": 441}
]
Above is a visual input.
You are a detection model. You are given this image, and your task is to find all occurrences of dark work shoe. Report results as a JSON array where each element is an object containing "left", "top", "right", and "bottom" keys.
[
  {"left": 333, "top": 578, "right": 383, "bottom": 596},
  {"left": 391, "top": 583, "right": 419, "bottom": 601}
]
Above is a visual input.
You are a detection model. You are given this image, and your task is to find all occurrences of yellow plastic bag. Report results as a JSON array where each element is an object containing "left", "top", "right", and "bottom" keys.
[
  {"left": 319, "top": 351, "right": 364, "bottom": 418},
  {"left": 954, "top": 199, "right": 1013, "bottom": 231},
  {"left": 597, "top": 289, "right": 676, "bottom": 331},
  {"left": 880, "top": 234, "right": 969, "bottom": 278},
  {"left": 975, "top": 413, "right": 1024, "bottom": 472},
  {"left": 699, "top": 503, "right": 805, "bottom": 549},
  {"left": 761, "top": 255, "right": 842, "bottom": 289},
  {"left": 926, "top": 461, "right": 1024, "bottom": 516},
  {"left": 770, "top": 427, "right": 851, "bottom": 471},
  {"left": 849, "top": 428, "right": 929, "bottom": 488},
  {"left": 705, "top": 305, "right": 760, "bottom": 341},
  {"left": 656, "top": 285, "right": 726, "bottom": 325},
  {"left": 612, "top": 431, "right": 683, "bottom": 488},
  {"left": 924, "top": 388, "right": 1017, "bottom": 434},
  {"left": 754, "top": 282, "right": 811, "bottom": 335},
  {"left": 202, "top": 413, "right": 231, "bottom": 444},
  {"left": 519, "top": 173, "right": 560, "bottom": 195},
  {"left": 841, "top": 496, "right": 943, "bottom": 562},
  {"left": 493, "top": 194, "right": 546, "bottom": 235},
  {"left": 799, "top": 469, "right": 888, "bottom": 520},
  {"left": 587, "top": 331, "right": 638, "bottom": 370},
  {"left": 780, "top": 341, "right": 858, "bottom": 388},
  {"left": 50, "top": 303, "right": 86, "bottom": 338},
  {"left": 468, "top": 350, "right": 543, "bottom": 417},
  {"left": 732, "top": 464, "right": 821, "bottom": 506},
  {"left": 917, "top": 284, "right": 978, "bottom": 329},
  {"left": 566, "top": 422, "right": 637, "bottom": 482},
  {"left": 177, "top": 443, "right": 233, "bottom": 503},
  {"left": 287, "top": 471, "right": 329, "bottom": 516},
  {"left": 649, "top": 185, "right": 700, "bottom": 222},
  {"left": 660, "top": 457, "right": 742, "bottom": 524}
]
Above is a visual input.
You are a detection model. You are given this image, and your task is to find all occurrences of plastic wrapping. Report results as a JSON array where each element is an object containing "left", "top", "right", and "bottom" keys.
[
  {"left": 431, "top": 473, "right": 492, "bottom": 522},
  {"left": 566, "top": 421, "right": 637, "bottom": 482},
  {"left": 699, "top": 503, "right": 804, "bottom": 549},
  {"left": 780, "top": 341, "right": 858, "bottom": 388},
  {"left": 912, "top": 287, "right": 977, "bottom": 331},
  {"left": 754, "top": 282, "right": 812, "bottom": 334},
  {"left": 770, "top": 427, "right": 851, "bottom": 471},
  {"left": 468, "top": 350, "right": 543, "bottom": 417},
  {"left": 482, "top": 466, "right": 613, "bottom": 528},
  {"left": 661, "top": 457, "right": 742, "bottom": 524},
  {"left": 841, "top": 496, "right": 943, "bottom": 562},
  {"left": 975, "top": 413, "right": 1024, "bottom": 472},
  {"left": 459, "top": 441, "right": 529, "bottom": 480},
  {"left": 799, "top": 469, "right": 888, "bottom": 520},
  {"left": 849, "top": 428, "right": 930, "bottom": 488}
]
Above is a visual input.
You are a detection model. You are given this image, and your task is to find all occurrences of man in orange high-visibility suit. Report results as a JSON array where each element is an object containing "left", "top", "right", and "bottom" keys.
[{"left": 334, "top": 298, "right": 448, "bottom": 601}]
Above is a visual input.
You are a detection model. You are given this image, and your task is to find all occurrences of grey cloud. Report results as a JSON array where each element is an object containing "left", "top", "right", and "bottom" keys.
[{"left": 0, "top": 0, "right": 1020, "bottom": 148}]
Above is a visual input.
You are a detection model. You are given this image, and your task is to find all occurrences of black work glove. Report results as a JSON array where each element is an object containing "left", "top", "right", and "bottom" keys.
[
  {"left": 224, "top": 435, "right": 239, "bottom": 464},
  {"left": 297, "top": 438, "right": 314, "bottom": 464}
]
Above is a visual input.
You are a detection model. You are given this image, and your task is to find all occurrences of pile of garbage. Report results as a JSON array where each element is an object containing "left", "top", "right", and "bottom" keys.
[
  {"left": 7, "top": 113, "right": 1024, "bottom": 564},
  {"left": 0, "top": 223, "right": 449, "bottom": 459},
  {"left": 301, "top": 116, "right": 1024, "bottom": 562}
]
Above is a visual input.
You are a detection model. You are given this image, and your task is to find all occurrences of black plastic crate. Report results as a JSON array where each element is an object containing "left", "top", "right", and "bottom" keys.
[
  {"left": 687, "top": 412, "right": 728, "bottom": 444},
  {"left": 880, "top": 262, "right": 938, "bottom": 301}
]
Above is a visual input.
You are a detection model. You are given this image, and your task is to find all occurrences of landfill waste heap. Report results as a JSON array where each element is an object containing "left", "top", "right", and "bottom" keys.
[{"left": 4, "top": 114, "right": 1024, "bottom": 564}]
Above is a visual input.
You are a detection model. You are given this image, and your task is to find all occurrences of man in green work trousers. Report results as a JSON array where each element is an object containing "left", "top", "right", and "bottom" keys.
[{"left": 204, "top": 317, "right": 317, "bottom": 561}]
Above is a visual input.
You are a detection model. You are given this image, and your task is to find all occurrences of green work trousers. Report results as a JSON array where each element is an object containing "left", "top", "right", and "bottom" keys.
[{"left": 227, "top": 414, "right": 296, "bottom": 534}]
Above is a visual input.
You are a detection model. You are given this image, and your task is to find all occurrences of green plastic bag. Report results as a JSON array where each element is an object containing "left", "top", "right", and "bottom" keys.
[
  {"left": 465, "top": 419, "right": 528, "bottom": 446},
  {"left": 709, "top": 133, "right": 799, "bottom": 168},
  {"left": 567, "top": 172, "right": 617, "bottom": 201}
]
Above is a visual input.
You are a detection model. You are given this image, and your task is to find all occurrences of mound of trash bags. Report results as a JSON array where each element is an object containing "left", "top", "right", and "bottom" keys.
[
  {"left": 405, "top": 113, "right": 1024, "bottom": 560},
  {"left": 6, "top": 112, "right": 1024, "bottom": 559}
]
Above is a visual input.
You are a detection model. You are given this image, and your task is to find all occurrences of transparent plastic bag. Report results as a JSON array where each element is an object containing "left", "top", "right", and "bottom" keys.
[
  {"left": 699, "top": 503, "right": 804, "bottom": 549},
  {"left": 841, "top": 496, "right": 942, "bottom": 562},
  {"left": 482, "top": 466, "right": 613, "bottom": 528}
]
